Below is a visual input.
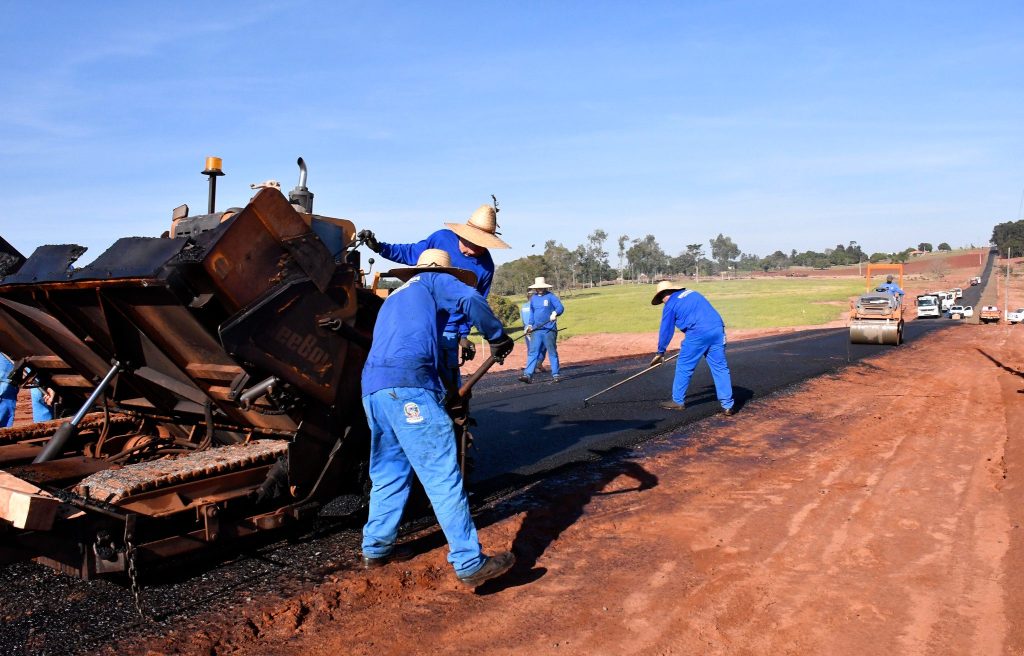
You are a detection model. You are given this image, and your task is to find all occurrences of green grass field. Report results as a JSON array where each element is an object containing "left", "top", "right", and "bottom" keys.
[{"left": 508, "top": 278, "right": 866, "bottom": 339}]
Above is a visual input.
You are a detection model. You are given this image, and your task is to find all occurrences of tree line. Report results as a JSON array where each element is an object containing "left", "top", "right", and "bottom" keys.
[
  {"left": 992, "top": 220, "right": 1024, "bottom": 257},
  {"left": 493, "top": 231, "right": 956, "bottom": 295}
]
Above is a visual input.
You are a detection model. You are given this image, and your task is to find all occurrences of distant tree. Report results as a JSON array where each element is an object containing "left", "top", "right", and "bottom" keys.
[
  {"left": 917, "top": 242, "right": 933, "bottom": 252},
  {"left": 869, "top": 252, "right": 889, "bottom": 263},
  {"left": 488, "top": 294, "right": 521, "bottom": 327},
  {"left": 626, "top": 235, "right": 669, "bottom": 279},
  {"left": 670, "top": 243, "right": 704, "bottom": 276},
  {"left": 930, "top": 258, "right": 950, "bottom": 280},
  {"left": 578, "top": 229, "right": 610, "bottom": 285},
  {"left": 891, "top": 248, "right": 914, "bottom": 264},
  {"left": 991, "top": 221, "right": 1024, "bottom": 256},
  {"left": 937, "top": 242, "right": 952, "bottom": 251},
  {"left": 543, "top": 240, "right": 576, "bottom": 290},
  {"left": 709, "top": 234, "right": 740, "bottom": 268},
  {"left": 762, "top": 250, "right": 789, "bottom": 271},
  {"left": 493, "top": 255, "right": 546, "bottom": 295},
  {"left": 616, "top": 234, "right": 629, "bottom": 281},
  {"left": 572, "top": 244, "right": 586, "bottom": 287}
]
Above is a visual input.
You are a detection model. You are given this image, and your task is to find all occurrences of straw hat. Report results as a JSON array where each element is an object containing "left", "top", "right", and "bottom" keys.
[
  {"left": 388, "top": 248, "right": 478, "bottom": 287},
  {"left": 444, "top": 204, "right": 510, "bottom": 250},
  {"left": 527, "top": 276, "right": 552, "bottom": 290},
  {"left": 651, "top": 280, "right": 684, "bottom": 305}
]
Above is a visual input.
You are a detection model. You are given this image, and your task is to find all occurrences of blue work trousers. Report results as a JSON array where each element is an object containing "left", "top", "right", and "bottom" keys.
[
  {"left": 0, "top": 397, "right": 14, "bottom": 428},
  {"left": 672, "top": 330, "right": 734, "bottom": 410},
  {"left": 524, "top": 334, "right": 547, "bottom": 369},
  {"left": 361, "top": 387, "right": 484, "bottom": 577},
  {"left": 524, "top": 330, "right": 559, "bottom": 377},
  {"left": 31, "top": 387, "right": 53, "bottom": 422}
]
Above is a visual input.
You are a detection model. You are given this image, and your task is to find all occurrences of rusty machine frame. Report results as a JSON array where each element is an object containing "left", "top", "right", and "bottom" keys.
[{"left": 0, "top": 159, "right": 401, "bottom": 580}]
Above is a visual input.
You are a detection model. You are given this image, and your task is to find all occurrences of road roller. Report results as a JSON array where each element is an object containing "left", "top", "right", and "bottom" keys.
[{"left": 849, "top": 263, "right": 905, "bottom": 345}]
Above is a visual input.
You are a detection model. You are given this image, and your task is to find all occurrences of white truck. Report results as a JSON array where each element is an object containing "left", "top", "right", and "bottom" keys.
[
  {"left": 916, "top": 294, "right": 941, "bottom": 318},
  {"left": 1007, "top": 308, "right": 1024, "bottom": 324},
  {"left": 953, "top": 287, "right": 963, "bottom": 300},
  {"left": 933, "top": 290, "right": 955, "bottom": 312}
]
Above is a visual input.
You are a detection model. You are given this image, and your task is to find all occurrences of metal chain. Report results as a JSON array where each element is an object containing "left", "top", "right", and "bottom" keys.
[{"left": 124, "top": 518, "right": 145, "bottom": 620}]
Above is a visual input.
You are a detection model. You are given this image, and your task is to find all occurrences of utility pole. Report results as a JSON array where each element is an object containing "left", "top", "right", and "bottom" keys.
[{"left": 1006, "top": 247, "right": 1011, "bottom": 321}]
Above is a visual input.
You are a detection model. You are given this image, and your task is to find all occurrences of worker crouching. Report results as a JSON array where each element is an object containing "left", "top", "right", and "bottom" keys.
[
  {"left": 650, "top": 281, "right": 735, "bottom": 415},
  {"left": 360, "top": 249, "right": 516, "bottom": 588}
]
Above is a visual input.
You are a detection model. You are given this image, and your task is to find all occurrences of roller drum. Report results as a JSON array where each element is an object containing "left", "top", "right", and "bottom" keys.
[{"left": 849, "top": 320, "right": 903, "bottom": 345}]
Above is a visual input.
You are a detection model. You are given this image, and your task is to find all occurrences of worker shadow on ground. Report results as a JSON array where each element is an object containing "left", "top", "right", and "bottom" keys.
[
  {"left": 476, "top": 447, "right": 659, "bottom": 595},
  {"left": 976, "top": 349, "right": 1024, "bottom": 388}
]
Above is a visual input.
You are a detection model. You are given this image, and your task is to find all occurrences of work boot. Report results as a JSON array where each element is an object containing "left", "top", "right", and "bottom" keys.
[
  {"left": 458, "top": 551, "right": 516, "bottom": 588},
  {"left": 518, "top": 375, "right": 532, "bottom": 384},
  {"left": 361, "top": 545, "right": 415, "bottom": 569},
  {"left": 658, "top": 401, "right": 686, "bottom": 411},
  {"left": 552, "top": 375, "right": 561, "bottom": 383},
  {"left": 721, "top": 406, "right": 736, "bottom": 416}
]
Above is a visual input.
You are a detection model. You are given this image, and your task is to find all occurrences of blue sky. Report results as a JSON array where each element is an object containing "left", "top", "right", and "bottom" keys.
[{"left": 1, "top": 1, "right": 1021, "bottom": 267}]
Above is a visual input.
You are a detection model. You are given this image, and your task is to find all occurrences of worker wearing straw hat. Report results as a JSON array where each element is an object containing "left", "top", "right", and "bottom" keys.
[
  {"left": 519, "top": 290, "right": 547, "bottom": 374},
  {"left": 360, "top": 248, "right": 516, "bottom": 588},
  {"left": 357, "top": 204, "right": 510, "bottom": 390},
  {"left": 650, "top": 280, "right": 735, "bottom": 415},
  {"left": 518, "top": 277, "right": 564, "bottom": 383}
]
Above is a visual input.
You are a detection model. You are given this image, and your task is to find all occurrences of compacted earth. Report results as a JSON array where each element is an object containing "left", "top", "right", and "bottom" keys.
[{"left": 99, "top": 266, "right": 1024, "bottom": 656}]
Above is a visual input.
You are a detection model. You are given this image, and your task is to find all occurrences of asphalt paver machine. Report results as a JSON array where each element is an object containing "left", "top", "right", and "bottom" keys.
[{"left": 0, "top": 159, "right": 387, "bottom": 579}]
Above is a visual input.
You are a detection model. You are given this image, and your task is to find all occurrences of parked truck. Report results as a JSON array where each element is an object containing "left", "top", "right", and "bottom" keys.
[
  {"left": 980, "top": 305, "right": 1001, "bottom": 323},
  {"left": 916, "top": 294, "right": 941, "bottom": 318}
]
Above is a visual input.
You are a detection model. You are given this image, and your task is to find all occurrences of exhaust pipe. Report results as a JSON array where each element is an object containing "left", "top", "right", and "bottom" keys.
[{"left": 289, "top": 157, "right": 314, "bottom": 213}]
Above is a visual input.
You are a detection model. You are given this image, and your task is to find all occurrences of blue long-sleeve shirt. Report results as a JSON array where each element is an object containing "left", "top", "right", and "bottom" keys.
[
  {"left": 878, "top": 281, "right": 905, "bottom": 296},
  {"left": 377, "top": 229, "right": 495, "bottom": 337},
  {"left": 362, "top": 272, "right": 505, "bottom": 397},
  {"left": 527, "top": 292, "right": 564, "bottom": 333},
  {"left": 657, "top": 290, "right": 725, "bottom": 354}
]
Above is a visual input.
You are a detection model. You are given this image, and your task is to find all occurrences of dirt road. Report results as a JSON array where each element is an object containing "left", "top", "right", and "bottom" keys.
[{"left": 130, "top": 293, "right": 1024, "bottom": 654}]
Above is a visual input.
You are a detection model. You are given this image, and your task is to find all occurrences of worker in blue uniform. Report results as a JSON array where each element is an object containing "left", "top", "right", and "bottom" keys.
[
  {"left": 0, "top": 353, "right": 16, "bottom": 427},
  {"left": 31, "top": 386, "right": 54, "bottom": 422},
  {"left": 520, "top": 290, "right": 546, "bottom": 374},
  {"left": 650, "top": 280, "right": 735, "bottom": 415},
  {"left": 357, "top": 204, "right": 510, "bottom": 392},
  {"left": 877, "top": 275, "right": 905, "bottom": 301},
  {"left": 360, "top": 248, "right": 516, "bottom": 588},
  {"left": 519, "top": 277, "right": 564, "bottom": 383}
]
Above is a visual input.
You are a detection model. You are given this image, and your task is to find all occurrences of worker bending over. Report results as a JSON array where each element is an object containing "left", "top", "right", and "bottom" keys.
[
  {"left": 357, "top": 204, "right": 510, "bottom": 390},
  {"left": 360, "top": 249, "right": 516, "bottom": 588},
  {"left": 650, "top": 281, "right": 735, "bottom": 415},
  {"left": 519, "top": 277, "right": 564, "bottom": 383}
]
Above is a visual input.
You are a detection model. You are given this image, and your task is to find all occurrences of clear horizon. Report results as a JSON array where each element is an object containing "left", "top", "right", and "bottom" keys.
[{"left": 1, "top": 1, "right": 1020, "bottom": 268}]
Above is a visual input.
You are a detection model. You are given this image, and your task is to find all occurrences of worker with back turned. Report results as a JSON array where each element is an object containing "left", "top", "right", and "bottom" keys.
[
  {"left": 357, "top": 204, "right": 510, "bottom": 391},
  {"left": 359, "top": 248, "right": 516, "bottom": 588}
]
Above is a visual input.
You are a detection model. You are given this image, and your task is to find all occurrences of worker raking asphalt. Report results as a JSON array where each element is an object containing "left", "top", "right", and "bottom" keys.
[{"left": 466, "top": 317, "right": 955, "bottom": 492}]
